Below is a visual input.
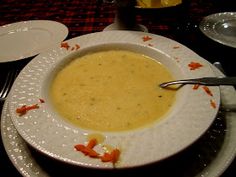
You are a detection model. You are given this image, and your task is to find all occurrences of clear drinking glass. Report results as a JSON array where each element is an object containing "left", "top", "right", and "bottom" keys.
[{"left": 103, "top": 0, "right": 148, "bottom": 32}]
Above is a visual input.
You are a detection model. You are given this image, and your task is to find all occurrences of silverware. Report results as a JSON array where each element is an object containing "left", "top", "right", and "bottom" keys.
[
  {"left": 0, "top": 69, "right": 18, "bottom": 100},
  {"left": 213, "top": 61, "right": 226, "bottom": 75},
  {"left": 220, "top": 104, "right": 236, "bottom": 112},
  {"left": 159, "top": 77, "right": 236, "bottom": 88},
  {"left": 213, "top": 61, "right": 236, "bottom": 112}
]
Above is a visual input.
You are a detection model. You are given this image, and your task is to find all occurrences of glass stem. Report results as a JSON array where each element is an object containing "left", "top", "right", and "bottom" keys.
[{"left": 114, "top": 0, "right": 137, "bottom": 29}]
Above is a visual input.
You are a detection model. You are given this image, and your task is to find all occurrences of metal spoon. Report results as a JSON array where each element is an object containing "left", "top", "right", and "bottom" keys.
[{"left": 159, "top": 77, "right": 236, "bottom": 88}]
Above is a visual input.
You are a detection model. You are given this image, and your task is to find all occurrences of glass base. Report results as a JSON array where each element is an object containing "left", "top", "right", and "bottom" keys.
[{"left": 103, "top": 23, "right": 148, "bottom": 32}]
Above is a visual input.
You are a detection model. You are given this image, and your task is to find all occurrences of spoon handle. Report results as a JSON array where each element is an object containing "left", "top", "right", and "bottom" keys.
[{"left": 160, "top": 77, "right": 236, "bottom": 88}]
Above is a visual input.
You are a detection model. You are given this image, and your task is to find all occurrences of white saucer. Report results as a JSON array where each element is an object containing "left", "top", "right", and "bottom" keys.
[
  {"left": 0, "top": 20, "right": 68, "bottom": 63},
  {"left": 199, "top": 12, "right": 236, "bottom": 48}
]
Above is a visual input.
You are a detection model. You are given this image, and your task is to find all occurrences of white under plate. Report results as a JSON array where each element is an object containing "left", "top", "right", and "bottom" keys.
[
  {"left": 1, "top": 66, "right": 235, "bottom": 177},
  {"left": 8, "top": 31, "right": 220, "bottom": 168},
  {"left": 199, "top": 12, "right": 236, "bottom": 48},
  {"left": 0, "top": 20, "right": 68, "bottom": 62}
]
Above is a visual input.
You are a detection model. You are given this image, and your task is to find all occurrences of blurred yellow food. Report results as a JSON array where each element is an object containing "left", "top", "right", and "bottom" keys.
[
  {"left": 161, "top": 0, "right": 182, "bottom": 7},
  {"left": 137, "top": 0, "right": 182, "bottom": 8},
  {"left": 137, "top": 0, "right": 161, "bottom": 8}
]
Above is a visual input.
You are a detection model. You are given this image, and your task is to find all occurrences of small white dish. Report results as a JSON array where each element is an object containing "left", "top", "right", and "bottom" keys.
[
  {"left": 1, "top": 66, "right": 235, "bottom": 177},
  {"left": 199, "top": 12, "right": 236, "bottom": 48},
  {"left": 8, "top": 31, "right": 220, "bottom": 168},
  {"left": 0, "top": 20, "right": 68, "bottom": 63}
]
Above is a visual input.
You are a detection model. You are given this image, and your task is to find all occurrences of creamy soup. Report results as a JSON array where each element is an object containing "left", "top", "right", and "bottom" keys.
[{"left": 50, "top": 50, "right": 176, "bottom": 131}]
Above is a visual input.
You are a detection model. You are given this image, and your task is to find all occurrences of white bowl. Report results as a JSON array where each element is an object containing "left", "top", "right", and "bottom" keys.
[{"left": 8, "top": 30, "right": 220, "bottom": 168}]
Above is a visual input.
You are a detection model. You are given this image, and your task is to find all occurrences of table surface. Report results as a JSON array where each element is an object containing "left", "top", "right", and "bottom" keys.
[{"left": 0, "top": 0, "right": 235, "bottom": 176}]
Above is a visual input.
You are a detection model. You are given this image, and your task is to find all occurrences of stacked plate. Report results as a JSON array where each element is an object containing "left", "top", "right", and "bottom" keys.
[
  {"left": 199, "top": 12, "right": 236, "bottom": 48},
  {"left": 1, "top": 30, "right": 236, "bottom": 177}
]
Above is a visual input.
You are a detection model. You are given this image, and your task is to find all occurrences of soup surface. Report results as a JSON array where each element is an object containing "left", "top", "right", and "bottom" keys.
[{"left": 50, "top": 50, "right": 176, "bottom": 131}]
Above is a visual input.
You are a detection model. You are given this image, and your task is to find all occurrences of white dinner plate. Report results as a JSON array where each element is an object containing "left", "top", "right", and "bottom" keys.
[
  {"left": 8, "top": 31, "right": 220, "bottom": 168},
  {"left": 199, "top": 12, "right": 236, "bottom": 48},
  {"left": 1, "top": 66, "right": 235, "bottom": 177},
  {"left": 0, "top": 20, "right": 68, "bottom": 63}
]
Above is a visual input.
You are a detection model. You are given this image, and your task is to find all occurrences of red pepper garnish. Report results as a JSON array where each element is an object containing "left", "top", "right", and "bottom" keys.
[
  {"left": 74, "top": 138, "right": 120, "bottom": 164},
  {"left": 192, "top": 84, "right": 200, "bottom": 90},
  {"left": 110, "top": 149, "right": 120, "bottom": 164},
  {"left": 86, "top": 138, "right": 97, "bottom": 149},
  {"left": 74, "top": 144, "right": 99, "bottom": 157},
  {"left": 100, "top": 149, "right": 120, "bottom": 164},
  {"left": 142, "top": 36, "right": 152, "bottom": 42},
  {"left": 61, "top": 42, "right": 70, "bottom": 50},
  {"left": 188, "top": 62, "right": 203, "bottom": 70},
  {"left": 203, "top": 86, "right": 213, "bottom": 96},
  {"left": 16, "top": 104, "right": 39, "bottom": 116},
  {"left": 75, "top": 44, "right": 80, "bottom": 50},
  {"left": 74, "top": 138, "right": 100, "bottom": 158},
  {"left": 100, "top": 152, "right": 113, "bottom": 162},
  {"left": 210, "top": 99, "right": 216, "bottom": 109}
]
